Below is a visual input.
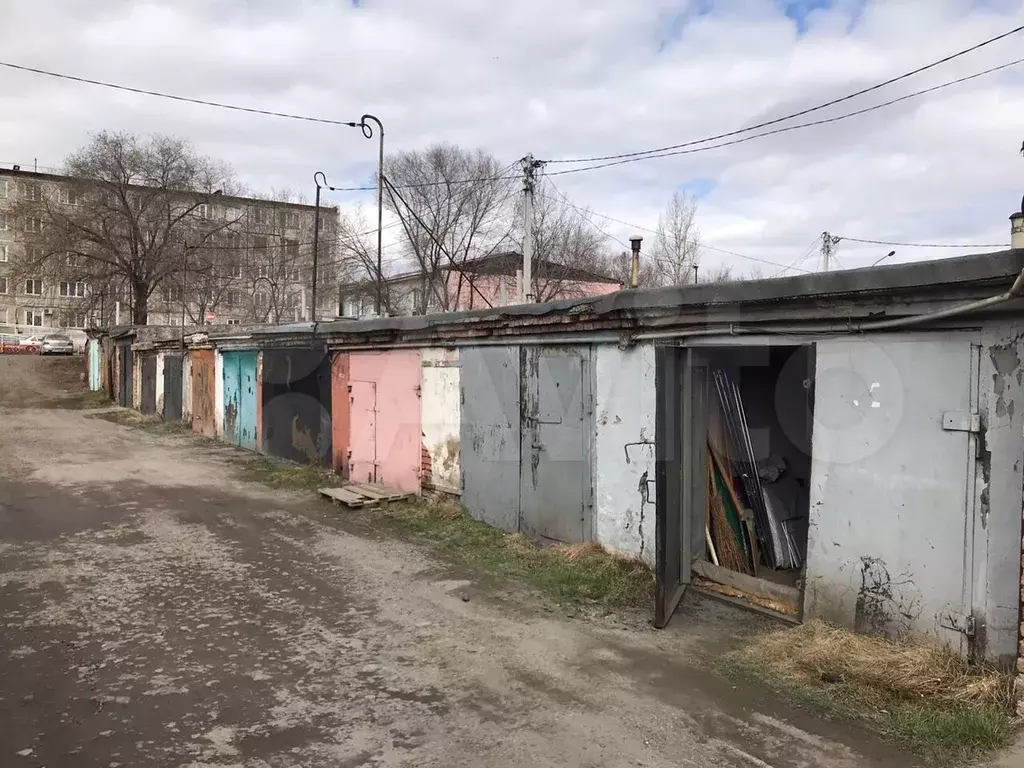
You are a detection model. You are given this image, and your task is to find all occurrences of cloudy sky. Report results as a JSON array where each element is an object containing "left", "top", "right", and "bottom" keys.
[{"left": 1, "top": 0, "right": 1022, "bottom": 278}]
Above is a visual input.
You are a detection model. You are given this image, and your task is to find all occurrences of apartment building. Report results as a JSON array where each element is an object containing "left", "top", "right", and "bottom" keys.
[{"left": 0, "top": 166, "right": 341, "bottom": 331}]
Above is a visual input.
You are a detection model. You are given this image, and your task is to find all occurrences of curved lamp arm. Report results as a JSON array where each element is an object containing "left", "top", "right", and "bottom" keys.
[{"left": 359, "top": 114, "right": 383, "bottom": 140}]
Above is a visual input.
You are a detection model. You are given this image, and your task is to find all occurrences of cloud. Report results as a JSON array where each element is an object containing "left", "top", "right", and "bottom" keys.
[{"left": 1, "top": 0, "right": 1022, "bottom": 277}]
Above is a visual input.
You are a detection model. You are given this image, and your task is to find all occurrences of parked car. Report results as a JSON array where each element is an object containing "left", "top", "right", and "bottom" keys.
[{"left": 38, "top": 334, "right": 74, "bottom": 356}]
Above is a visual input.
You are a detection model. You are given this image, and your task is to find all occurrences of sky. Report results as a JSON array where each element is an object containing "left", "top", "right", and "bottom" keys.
[{"left": 1, "top": 0, "right": 1022, "bottom": 278}]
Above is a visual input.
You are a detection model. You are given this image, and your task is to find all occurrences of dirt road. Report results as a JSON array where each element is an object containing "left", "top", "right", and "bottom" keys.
[{"left": 0, "top": 356, "right": 919, "bottom": 767}]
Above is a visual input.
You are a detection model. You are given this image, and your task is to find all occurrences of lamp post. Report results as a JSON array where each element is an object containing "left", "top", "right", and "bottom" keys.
[
  {"left": 345, "top": 114, "right": 384, "bottom": 316},
  {"left": 312, "top": 171, "right": 328, "bottom": 323},
  {"left": 872, "top": 250, "right": 897, "bottom": 267}
]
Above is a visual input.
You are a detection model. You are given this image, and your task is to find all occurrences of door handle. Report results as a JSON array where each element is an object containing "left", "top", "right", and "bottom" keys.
[{"left": 532, "top": 444, "right": 545, "bottom": 451}]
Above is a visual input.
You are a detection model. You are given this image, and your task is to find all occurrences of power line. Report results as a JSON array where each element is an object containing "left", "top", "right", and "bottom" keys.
[
  {"left": 381, "top": 174, "right": 496, "bottom": 309},
  {"left": 545, "top": 24, "right": 1024, "bottom": 165},
  {"left": 773, "top": 235, "right": 823, "bottom": 277},
  {"left": 836, "top": 235, "right": 1009, "bottom": 248},
  {"left": 0, "top": 60, "right": 364, "bottom": 126},
  {"left": 545, "top": 56, "right": 1024, "bottom": 177}
]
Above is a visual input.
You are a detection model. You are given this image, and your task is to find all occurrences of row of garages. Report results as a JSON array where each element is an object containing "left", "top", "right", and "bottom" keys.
[{"left": 84, "top": 247, "right": 1024, "bottom": 672}]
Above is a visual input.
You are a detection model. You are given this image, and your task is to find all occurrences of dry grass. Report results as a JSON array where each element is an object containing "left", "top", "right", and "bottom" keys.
[
  {"left": 726, "top": 619, "right": 1018, "bottom": 761},
  {"left": 739, "top": 619, "right": 1013, "bottom": 709},
  {"left": 376, "top": 499, "right": 655, "bottom": 611}
]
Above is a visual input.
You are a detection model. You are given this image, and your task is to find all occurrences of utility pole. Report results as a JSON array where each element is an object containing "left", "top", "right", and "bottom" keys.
[
  {"left": 821, "top": 231, "right": 840, "bottom": 272},
  {"left": 520, "top": 154, "right": 544, "bottom": 302},
  {"left": 692, "top": 263, "right": 699, "bottom": 284}
]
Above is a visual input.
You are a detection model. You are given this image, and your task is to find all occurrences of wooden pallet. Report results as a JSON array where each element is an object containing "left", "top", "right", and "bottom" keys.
[{"left": 319, "top": 482, "right": 412, "bottom": 508}]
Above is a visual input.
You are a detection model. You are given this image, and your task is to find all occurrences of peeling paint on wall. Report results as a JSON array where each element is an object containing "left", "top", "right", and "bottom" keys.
[
  {"left": 421, "top": 349, "right": 461, "bottom": 494},
  {"left": 593, "top": 345, "right": 656, "bottom": 563}
]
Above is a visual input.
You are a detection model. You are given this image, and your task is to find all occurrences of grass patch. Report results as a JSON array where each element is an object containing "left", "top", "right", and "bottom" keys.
[
  {"left": 723, "top": 619, "right": 1017, "bottom": 763},
  {"left": 69, "top": 389, "right": 113, "bottom": 409},
  {"left": 137, "top": 419, "right": 193, "bottom": 435},
  {"left": 230, "top": 455, "right": 337, "bottom": 492},
  {"left": 89, "top": 409, "right": 152, "bottom": 426},
  {"left": 372, "top": 499, "right": 654, "bottom": 610}
]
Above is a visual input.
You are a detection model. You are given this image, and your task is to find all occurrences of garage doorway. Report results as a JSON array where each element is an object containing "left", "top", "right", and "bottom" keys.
[{"left": 655, "top": 344, "right": 815, "bottom": 626}]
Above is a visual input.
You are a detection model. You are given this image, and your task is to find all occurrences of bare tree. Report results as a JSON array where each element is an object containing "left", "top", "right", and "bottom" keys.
[
  {"left": 384, "top": 144, "right": 514, "bottom": 312},
  {"left": 10, "top": 132, "right": 240, "bottom": 324},
  {"left": 701, "top": 264, "right": 735, "bottom": 283},
  {"left": 515, "top": 193, "right": 616, "bottom": 301},
  {"left": 651, "top": 191, "right": 701, "bottom": 287},
  {"left": 336, "top": 207, "right": 406, "bottom": 316}
]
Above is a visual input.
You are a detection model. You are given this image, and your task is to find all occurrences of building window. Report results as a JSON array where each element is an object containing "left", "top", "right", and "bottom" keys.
[
  {"left": 253, "top": 208, "right": 269, "bottom": 225},
  {"left": 253, "top": 235, "right": 268, "bottom": 255},
  {"left": 254, "top": 291, "right": 269, "bottom": 308},
  {"left": 0, "top": 214, "right": 7, "bottom": 231},
  {"left": 60, "top": 311, "right": 87, "bottom": 328},
  {"left": 225, "top": 290, "right": 241, "bottom": 307},
  {"left": 25, "top": 217, "right": 42, "bottom": 233},
  {"left": 59, "top": 187, "right": 81, "bottom": 205},
  {"left": 23, "top": 308, "right": 43, "bottom": 326},
  {"left": 227, "top": 258, "right": 242, "bottom": 279},
  {"left": 0, "top": 277, "right": 7, "bottom": 295},
  {"left": 24, "top": 278, "right": 42, "bottom": 296},
  {"left": 286, "top": 267, "right": 301, "bottom": 282},
  {"left": 162, "top": 285, "right": 182, "bottom": 303},
  {"left": 0, "top": 245, "right": 7, "bottom": 263},
  {"left": 65, "top": 252, "right": 82, "bottom": 267},
  {"left": 284, "top": 238, "right": 299, "bottom": 259},
  {"left": 0, "top": 180, "right": 7, "bottom": 198},
  {"left": 197, "top": 203, "right": 213, "bottom": 220},
  {"left": 20, "top": 182, "right": 41, "bottom": 202},
  {"left": 226, "top": 208, "right": 241, "bottom": 223},
  {"left": 26, "top": 246, "right": 44, "bottom": 262},
  {"left": 256, "top": 264, "right": 269, "bottom": 279},
  {"left": 0, "top": 308, "right": 6, "bottom": 324},
  {"left": 226, "top": 318, "right": 241, "bottom": 326},
  {"left": 60, "top": 281, "right": 87, "bottom": 298},
  {"left": 281, "top": 211, "right": 299, "bottom": 229}
]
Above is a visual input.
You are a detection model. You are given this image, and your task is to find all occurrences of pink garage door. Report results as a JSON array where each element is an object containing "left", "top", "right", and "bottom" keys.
[{"left": 348, "top": 350, "right": 422, "bottom": 494}]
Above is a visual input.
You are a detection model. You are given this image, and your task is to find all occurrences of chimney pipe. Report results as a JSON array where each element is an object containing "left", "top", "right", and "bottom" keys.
[
  {"left": 1012, "top": 212, "right": 1024, "bottom": 250},
  {"left": 629, "top": 234, "right": 643, "bottom": 289}
]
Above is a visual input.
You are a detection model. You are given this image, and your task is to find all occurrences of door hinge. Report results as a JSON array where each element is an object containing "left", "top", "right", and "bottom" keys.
[
  {"left": 942, "top": 411, "right": 980, "bottom": 434},
  {"left": 940, "top": 611, "right": 975, "bottom": 638}
]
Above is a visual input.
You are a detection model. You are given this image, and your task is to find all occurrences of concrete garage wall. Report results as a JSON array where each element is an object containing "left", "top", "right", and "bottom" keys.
[
  {"left": 421, "top": 348, "right": 461, "bottom": 495},
  {"left": 976, "top": 321, "right": 1024, "bottom": 667},
  {"left": 182, "top": 353, "right": 192, "bottom": 422},
  {"left": 214, "top": 350, "right": 225, "bottom": 439},
  {"left": 593, "top": 345, "right": 656, "bottom": 565},
  {"left": 155, "top": 352, "right": 166, "bottom": 416}
]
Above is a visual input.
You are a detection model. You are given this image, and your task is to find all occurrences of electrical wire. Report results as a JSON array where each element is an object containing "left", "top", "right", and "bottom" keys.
[
  {"left": 545, "top": 24, "right": 1024, "bottom": 165},
  {"left": 0, "top": 61, "right": 366, "bottom": 127},
  {"left": 537, "top": 183, "right": 811, "bottom": 274},
  {"left": 772, "top": 235, "right": 822, "bottom": 277},
  {"left": 382, "top": 174, "right": 495, "bottom": 309},
  {"left": 545, "top": 56, "right": 1024, "bottom": 177},
  {"left": 835, "top": 235, "right": 1010, "bottom": 248}
]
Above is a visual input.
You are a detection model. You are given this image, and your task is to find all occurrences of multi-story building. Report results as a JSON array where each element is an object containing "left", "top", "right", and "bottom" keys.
[{"left": 0, "top": 165, "right": 341, "bottom": 331}]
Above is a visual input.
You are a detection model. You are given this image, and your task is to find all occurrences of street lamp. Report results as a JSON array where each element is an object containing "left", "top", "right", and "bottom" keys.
[
  {"left": 345, "top": 114, "right": 384, "bottom": 316},
  {"left": 872, "top": 250, "right": 897, "bottom": 267},
  {"left": 312, "top": 171, "right": 329, "bottom": 323}
]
